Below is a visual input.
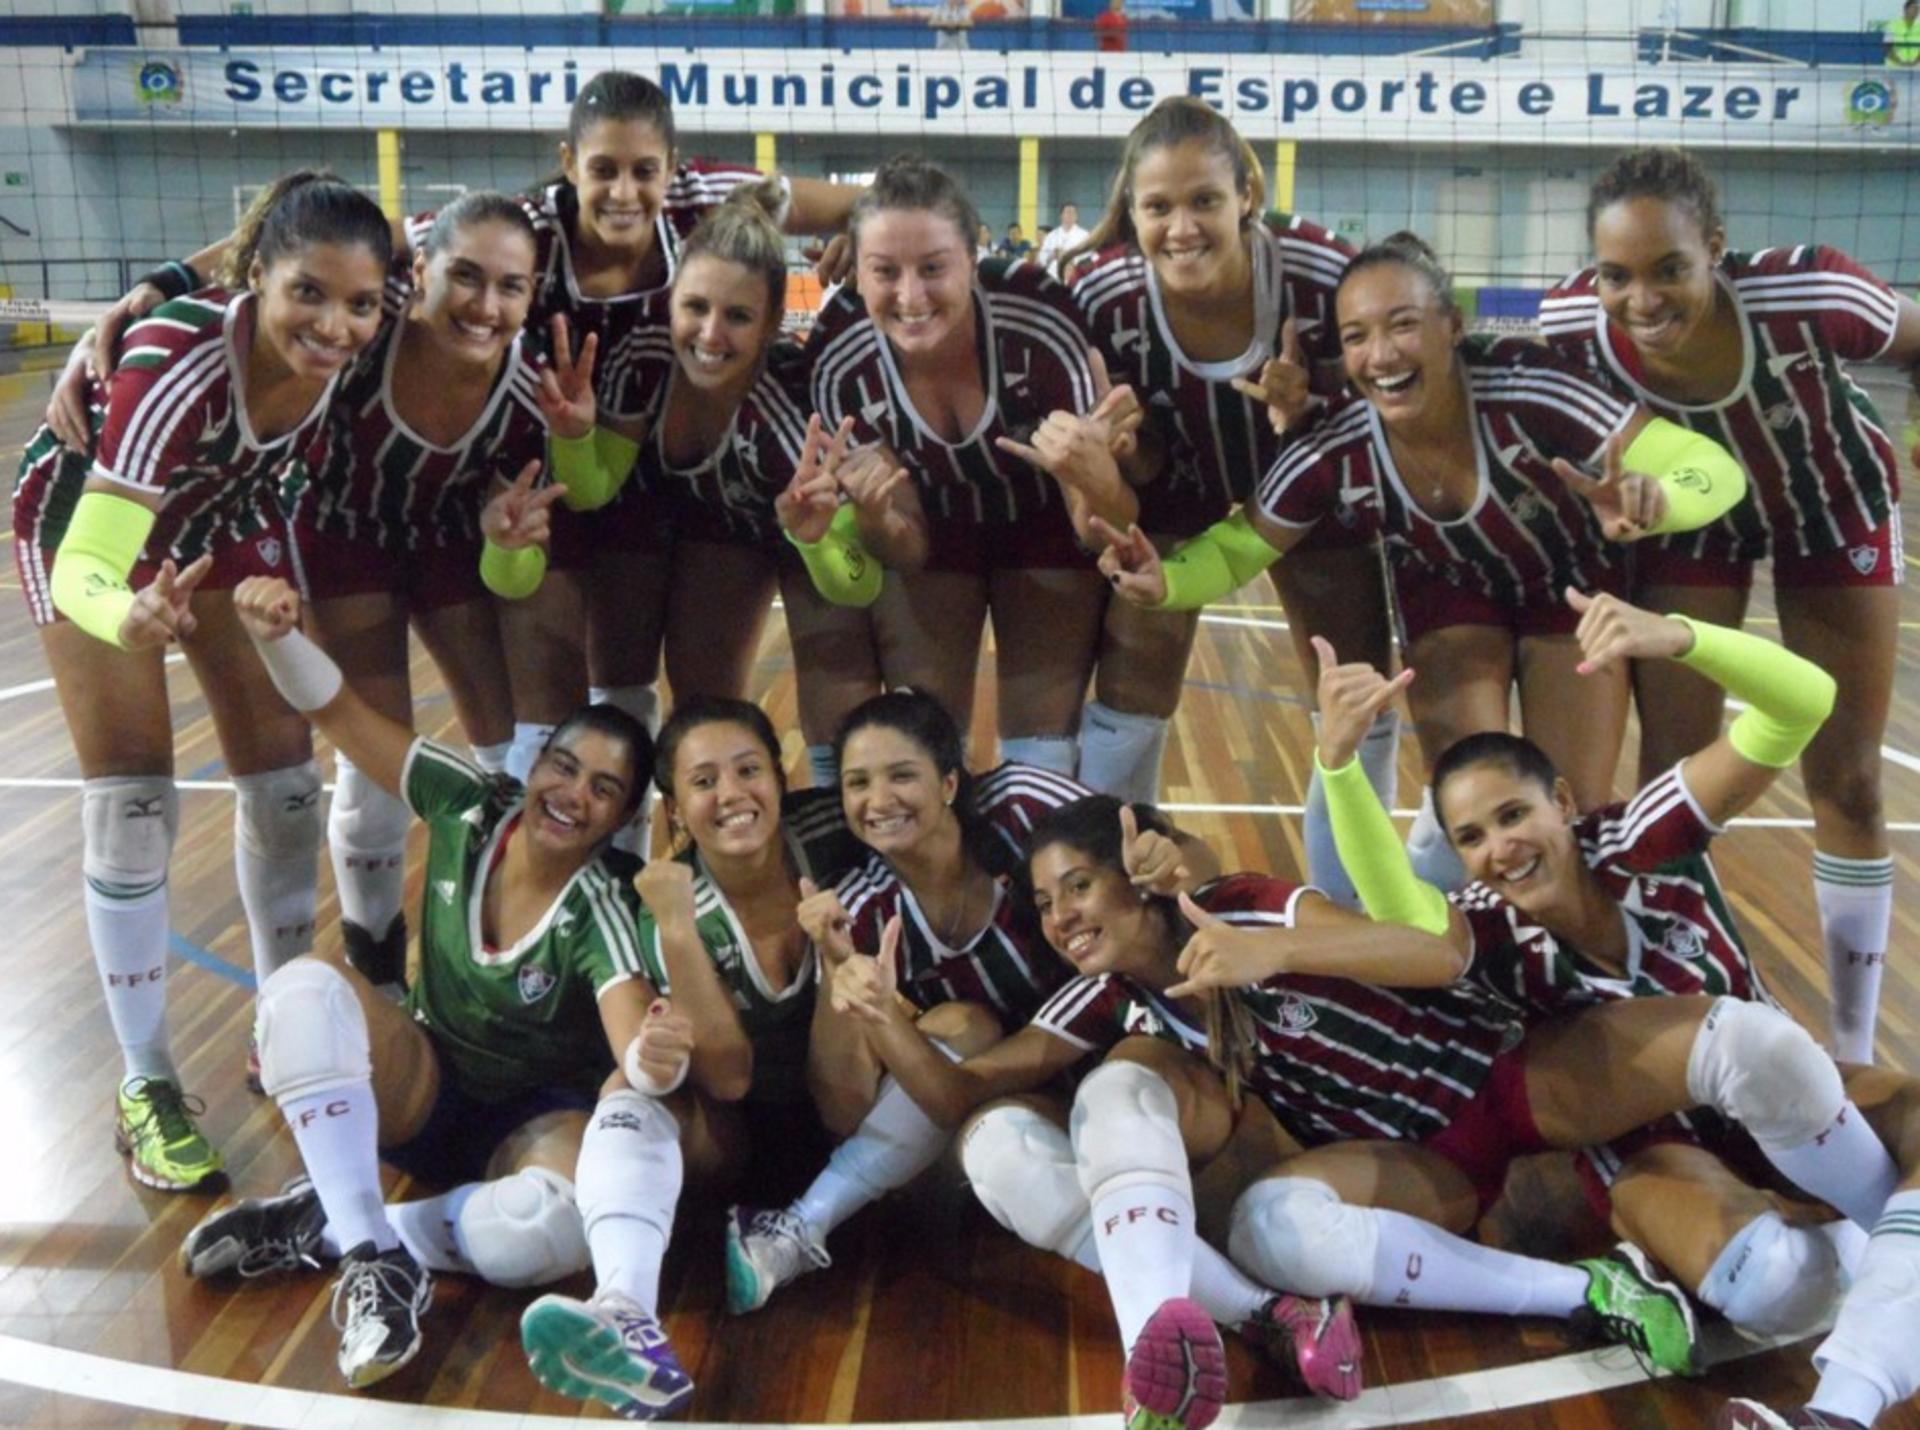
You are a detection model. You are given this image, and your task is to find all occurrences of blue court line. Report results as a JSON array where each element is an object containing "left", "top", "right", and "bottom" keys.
[
  {"left": 1183, "top": 678, "right": 1310, "bottom": 709},
  {"left": 186, "top": 758, "right": 225, "bottom": 782},
  {"left": 168, "top": 933, "right": 255, "bottom": 992}
]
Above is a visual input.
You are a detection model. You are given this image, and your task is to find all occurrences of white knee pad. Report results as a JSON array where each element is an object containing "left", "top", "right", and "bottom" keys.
[
  {"left": 961, "top": 1104, "right": 1092, "bottom": 1260},
  {"left": 589, "top": 684, "right": 662, "bottom": 737},
  {"left": 999, "top": 734, "right": 1079, "bottom": 778},
  {"left": 1068, "top": 1060, "right": 1190, "bottom": 1203},
  {"left": 1698, "top": 1211, "right": 1844, "bottom": 1341},
  {"left": 1686, "top": 997, "right": 1844, "bottom": 1149},
  {"left": 255, "top": 958, "right": 371, "bottom": 1101},
  {"left": 327, "top": 753, "right": 412, "bottom": 856},
  {"left": 81, "top": 776, "right": 177, "bottom": 896},
  {"left": 576, "top": 1089, "right": 682, "bottom": 1237},
  {"left": 1228, "top": 1176, "right": 1379, "bottom": 1300},
  {"left": 454, "top": 1167, "right": 592, "bottom": 1289},
  {"left": 233, "top": 760, "right": 323, "bottom": 861}
]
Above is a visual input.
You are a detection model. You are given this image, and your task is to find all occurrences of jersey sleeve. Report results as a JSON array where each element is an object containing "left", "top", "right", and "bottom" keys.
[
  {"left": 974, "top": 762, "right": 1095, "bottom": 853},
  {"left": 804, "top": 289, "right": 887, "bottom": 444},
  {"left": 992, "top": 258, "right": 1099, "bottom": 419},
  {"left": 1586, "top": 763, "right": 1721, "bottom": 873},
  {"left": 597, "top": 295, "right": 677, "bottom": 424},
  {"left": 401, "top": 737, "right": 497, "bottom": 820},
  {"left": 1030, "top": 973, "right": 1130, "bottom": 1052},
  {"left": 1798, "top": 246, "right": 1903, "bottom": 362},
  {"left": 782, "top": 786, "right": 867, "bottom": 887},
  {"left": 1493, "top": 339, "right": 1635, "bottom": 466},
  {"left": 1267, "top": 211, "right": 1352, "bottom": 369},
  {"left": 753, "top": 345, "right": 815, "bottom": 475},
  {"left": 573, "top": 865, "right": 649, "bottom": 997},
  {"left": 1536, "top": 267, "right": 1608, "bottom": 368},
  {"left": 91, "top": 296, "right": 230, "bottom": 493},
  {"left": 1449, "top": 884, "right": 1539, "bottom": 1010},
  {"left": 1252, "top": 400, "right": 1360, "bottom": 529}
]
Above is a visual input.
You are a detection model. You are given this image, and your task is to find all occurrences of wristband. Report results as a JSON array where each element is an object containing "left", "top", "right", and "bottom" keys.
[
  {"left": 1158, "top": 509, "right": 1283, "bottom": 611},
  {"left": 786, "top": 502, "right": 882, "bottom": 608},
  {"left": 49, "top": 491, "right": 155, "bottom": 648},
  {"left": 1671, "top": 615, "right": 1836, "bottom": 768},
  {"left": 135, "top": 261, "right": 203, "bottom": 302},
  {"left": 480, "top": 540, "right": 547, "bottom": 600},
  {"left": 1317, "top": 752, "right": 1453, "bottom": 937},
  {"left": 1619, "top": 418, "right": 1747, "bottom": 535},
  {"left": 623, "top": 1035, "right": 690, "bottom": 1098},
  {"left": 249, "top": 627, "right": 345, "bottom": 713}
]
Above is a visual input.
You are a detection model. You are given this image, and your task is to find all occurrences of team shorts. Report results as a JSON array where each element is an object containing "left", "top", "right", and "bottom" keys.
[
  {"left": 1419, "top": 1044, "right": 1550, "bottom": 1216},
  {"left": 1633, "top": 518, "right": 1902, "bottom": 592},
  {"left": 1392, "top": 562, "right": 1624, "bottom": 649},
  {"left": 547, "top": 479, "right": 673, "bottom": 570},
  {"left": 287, "top": 519, "right": 488, "bottom": 611},
  {"left": 15, "top": 516, "right": 296, "bottom": 629},
  {"left": 1573, "top": 1111, "right": 1777, "bottom": 1224},
  {"left": 381, "top": 1065, "right": 599, "bottom": 1187},
  {"left": 922, "top": 502, "right": 1093, "bottom": 574}
]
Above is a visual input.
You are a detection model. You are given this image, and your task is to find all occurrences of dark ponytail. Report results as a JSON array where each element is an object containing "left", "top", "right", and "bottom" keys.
[{"left": 218, "top": 170, "right": 391, "bottom": 289}]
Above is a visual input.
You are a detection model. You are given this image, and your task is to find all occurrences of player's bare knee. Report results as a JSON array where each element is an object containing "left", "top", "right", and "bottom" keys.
[
  {"left": 1806, "top": 759, "right": 1884, "bottom": 839},
  {"left": 914, "top": 1000, "right": 1002, "bottom": 1058}
]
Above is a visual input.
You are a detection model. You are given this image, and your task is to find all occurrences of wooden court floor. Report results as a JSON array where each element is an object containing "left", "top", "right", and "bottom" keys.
[{"left": 1, "top": 362, "right": 1918, "bottom": 1427}]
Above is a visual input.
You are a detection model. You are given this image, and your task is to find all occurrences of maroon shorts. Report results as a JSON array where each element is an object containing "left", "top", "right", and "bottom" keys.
[
  {"left": 923, "top": 503, "right": 1093, "bottom": 575},
  {"left": 1392, "top": 563, "right": 1623, "bottom": 648},
  {"left": 16, "top": 518, "right": 295, "bottom": 629},
  {"left": 547, "top": 479, "right": 674, "bottom": 571},
  {"left": 288, "top": 520, "right": 487, "bottom": 611},
  {"left": 1574, "top": 1113, "right": 1775, "bottom": 1224},
  {"left": 1634, "top": 518, "right": 1902, "bottom": 592},
  {"left": 1420, "top": 1045, "right": 1549, "bottom": 1216}
]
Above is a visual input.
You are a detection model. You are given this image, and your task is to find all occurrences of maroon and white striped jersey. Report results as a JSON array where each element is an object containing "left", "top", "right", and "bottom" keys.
[
  {"left": 1539, "top": 245, "right": 1901, "bottom": 563},
  {"left": 807, "top": 257, "right": 1098, "bottom": 526},
  {"left": 517, "top": 164, "right": 775, "bottom": 410},
  {"left": 1072, "top": 212, "right": 1352, "bottom": 530},
  {"left": 80, "top": 289, "right": 340, "bottom": 563},
  {"left": 284, "top": 317, "right": 548, "bottom": 551},
  {"left": 1255, "top": 336, "right": 1635, "bottom": 608},
  {"left": 836, "top": 761, "right": 1091, "bottom": 1023},
  {"left": 1034, "top": 874, "right": 1519, "bottom": 1147},
  {"left": 1452, "top": 764, "right": 1773, "bottom": 1017}
]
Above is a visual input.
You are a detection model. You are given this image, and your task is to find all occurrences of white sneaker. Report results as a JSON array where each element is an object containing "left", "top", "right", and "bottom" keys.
[
  {"left": 330, "top": 1241, "right": 432, "bottom": 1389},
  {"left": 723, "top": 1205, "right": 830, "bottom": 1314}
]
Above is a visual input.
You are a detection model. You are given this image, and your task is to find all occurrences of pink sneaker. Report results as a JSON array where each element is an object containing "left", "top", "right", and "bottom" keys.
[
  {"left": 1246, "top": 1293, "right": 1363, "bottom": 1401},
  {"left": 1121, "top": 1297, "right": 1227, "bottom": 1430}
]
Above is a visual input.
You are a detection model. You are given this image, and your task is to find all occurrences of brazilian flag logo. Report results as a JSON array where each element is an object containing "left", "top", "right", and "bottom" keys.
[
  {"left": 135, "top": 60, "right": 183, "bottom": 106},
  {"left": 1846, "top": 79, "right": 1894, "bottom": 128}
]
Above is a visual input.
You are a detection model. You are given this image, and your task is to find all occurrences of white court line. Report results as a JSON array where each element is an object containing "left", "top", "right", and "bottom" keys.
[
  {"left": 0, "top": 779, "right": 1914, "bottom": 832},
  {"left": 0, "top": 1322, "right": 1805, "bottom": 1430},
  {"left": 0, "top": 651, "right": 184, "bottom": 703}
]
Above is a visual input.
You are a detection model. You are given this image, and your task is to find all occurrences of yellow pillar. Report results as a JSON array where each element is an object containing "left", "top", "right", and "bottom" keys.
[
  {"left": 1018, "top": 136, "right": 1040, "bottom": 238},
  {"left": 1272, "top": 140, "right": 1297, "bottom": 215},
  {"left": 376, "top": 130, "right": 404, "bottom": 220},
  {"left": 755, "top": 132, "right": 777, "bottom": 174}
]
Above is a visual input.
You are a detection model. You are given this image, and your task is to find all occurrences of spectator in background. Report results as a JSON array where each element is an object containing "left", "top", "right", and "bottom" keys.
[
  {"left": 977, "top": 222, "right": 995, "bottom": 259},
  {"left": 1888, "top": 0, "right": 1920, "bottom": 65},
  {"left": 930, "top": 0, "right": 973, "bottom": 50},
  {"left": 1095, "top": 0, "right": 1128, "bottom": 53},
  {"left": 1036, "top": 202, "right": 1090, "bottom": 275},
  {"left": 998, "top": 222, "right": 1032, "bottom": 259}
]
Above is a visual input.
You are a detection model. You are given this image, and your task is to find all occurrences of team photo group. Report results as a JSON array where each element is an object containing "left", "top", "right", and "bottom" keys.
[{"left": 14, "top": 59, "right": 1920, "bottom": 1430}]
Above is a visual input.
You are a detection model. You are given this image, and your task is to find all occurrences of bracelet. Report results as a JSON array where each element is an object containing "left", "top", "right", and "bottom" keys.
[
  {"left": 135, "top": 261, "right": 202, "bottom": 301},
  {"left": 623, "top": 1035, "right": 690, "bottom": 1098}
]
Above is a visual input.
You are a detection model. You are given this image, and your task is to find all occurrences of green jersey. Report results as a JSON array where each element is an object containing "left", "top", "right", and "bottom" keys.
[
  {"left": 636, "top": 789, "right": 858, "bottom": 1104},
  {"left": 402, "top": 738, "right": 648, "bottom": 1102}
]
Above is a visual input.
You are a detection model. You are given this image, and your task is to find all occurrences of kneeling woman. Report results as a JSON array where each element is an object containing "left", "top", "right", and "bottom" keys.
[{"left": 184, "top": 576, "right": 697, "bottom": 1419}]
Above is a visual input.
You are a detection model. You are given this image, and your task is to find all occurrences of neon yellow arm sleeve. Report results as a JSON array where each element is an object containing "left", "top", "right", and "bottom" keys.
[
  {"left": 1672, "top": 615, "right": 1837, "bottom": 768},
  {"left": 1620, "top": 418, "right": 1748, "bottom": 535},
  {"left": 479, "top": 540, "right": 547, "bottom": 600},
  {"left": 550, "top": 427, "right": 640, "bottom": 512},
  {"left": 1317, "top": 752, "right": 1453, "bottom": 937},
  {"left": 50, "top": 491, "right": 156, "bottom": 648},
  {"left": 1158, "top": 509, "right": 1284, "bottom": 611},
  {"left": 785, "top": 503, "right": 882, "bottom": 608}
]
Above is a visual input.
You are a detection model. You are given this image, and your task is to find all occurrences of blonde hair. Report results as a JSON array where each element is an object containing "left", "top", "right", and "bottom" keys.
[{"left": 679, "top": 176, "right": 790, "bottom": 314}]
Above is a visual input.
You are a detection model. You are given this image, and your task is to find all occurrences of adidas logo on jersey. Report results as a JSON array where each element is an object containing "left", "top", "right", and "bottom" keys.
[
  {"left": 1766, "top": 352, "right": 1810, "bottom": 380},
  {"left": 434, "top": 879, "right": 457, "bottom": 904},
  {"left": 518, "top": 965, "right": 556, "bottom": 1004}
]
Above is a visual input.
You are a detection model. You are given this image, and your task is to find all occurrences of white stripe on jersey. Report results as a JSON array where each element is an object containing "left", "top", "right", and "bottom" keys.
[
  {"left": 1470, "top": 366, "right": 1630, "bottom": 442},
  {"left": 1075, "top": 253, "right": 1150, "bottom": 312},
  {"left": 1258, "top": 402, "right": 1373, "bottom": 511},
  {"left": 1278, "top": 234, "right": 1350, "bottom": 290},
  {"left": 1587, "top": 766, "right": 1697, "bottom": 866},
  {"left": 102, "top": 339, "right": 226, "bottom": 491},
  {"left": 581, "top": 866, "right": 646, "bottom": 978},
  {"left": 994, "top": 295, "right": 1097, "bottom": 414},
  {"left": 1032, "top": 975, "right": 1113, "bottom": 1050}
]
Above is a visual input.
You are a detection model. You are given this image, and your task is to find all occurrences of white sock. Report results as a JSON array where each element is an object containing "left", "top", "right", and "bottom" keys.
[
  {"left": 1763, "top": 1102, "right": 1898, "bottom": 1232},
  {"left": 1365, "top": 1208, "right": 1589, "bottom": 1317},
  {"left": 326, "top": 754, "right": 409, "bottom": 940},
  {"left": 1076, "top": 700, "right": 1170, "bottom": 806},
  {"left": 791, "top": 1072, "right": 951, "bottom": 1242},
  {"left": 279, "top": 1083, "right": 396, "bottom": 1255},
  {"left": 1814, "top": 852, "right": 1892, "bottom": 1064},
  {"left": 1090, "top": 1183, "right": 1196, "bottom": 1351},
  {"left": 806, "top": 744, "right": 838, "bottom": 789},
  {"left": 1406, "top": 787, "right": 1468, "bottom": 892},
  {"left": 84, "top": 880, "right": 176, "bottom": 1084},
  {"left": 999, "top": 734, "right": 1079, "bottom": 777},
  {"left": 232, "top": 767, "right": 320, "bottom": 985},
  {"left": 469, "top": 741, "right": 512, "bottom": 775},
  {"left": 506, "top": 722, "right": 557, "bottom": 784},
  {"left": 1812, "top": 1190, "right": 1920, "bottom": 1425},
  {"left": 1303, "top": 710, "right": 1400, "bottom": 907},
  {"left": 388, "top": 1183, "right": 481, "bottom": 1274},
  {"left": 1190, "top": 1241, "right": 1270, "bottom": 1328},
  {"left": 577, "top": 1089, "right": 681, "bottom": 1312}
]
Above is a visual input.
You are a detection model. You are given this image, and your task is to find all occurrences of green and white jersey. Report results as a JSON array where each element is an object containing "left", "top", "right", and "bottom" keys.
[
  {"left": 402, "top": 738, "right": 648, "bottom": 1102},
  {"left": 635, "top": 789, "right": 858, "bottom": 1104}
]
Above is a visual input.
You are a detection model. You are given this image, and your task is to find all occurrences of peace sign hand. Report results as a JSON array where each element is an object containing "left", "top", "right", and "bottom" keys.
[
  {"left": 776, "top": 415, "right": 856, "bottom": 545},
  {"left": 1552, "top": 432, "right": 1667, "bottom": 542},
  {"left": 120, "top": 554, "right": 213, "bottom": 650},
  {"left": 535, "top": 315, "right": 600, "bottom": 441},
  {"left": 480, "top": 459, "right": 567, "bottom": 551},
  {"left": 1089, "top": 515, "right": 1166, "bottom": 606},
  {"left": 1230, "top": 318, "right": 1313, "bottom": 436},
  {"left": 1312, "top": 634, "right": 1414, "bottom": 770}
]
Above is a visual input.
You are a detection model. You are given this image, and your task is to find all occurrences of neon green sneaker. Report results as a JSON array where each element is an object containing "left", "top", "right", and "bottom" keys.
[
  {"left": 114, "top": 1077, "right": 223, "bottom": 1191},
  {"left": 1574, "top": 1242, "right": 1700, "bottom": 1376}
]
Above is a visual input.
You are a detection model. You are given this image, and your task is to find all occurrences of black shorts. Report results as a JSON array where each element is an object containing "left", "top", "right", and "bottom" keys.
[{"left": 381, "top": 1068, "right": 598, "bottom": 1187}]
